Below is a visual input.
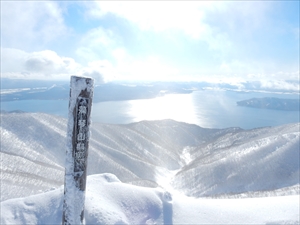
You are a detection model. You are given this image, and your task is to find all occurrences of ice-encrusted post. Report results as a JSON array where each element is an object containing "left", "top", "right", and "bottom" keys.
[{"left": 62, "top": 76, "right": 94, "bottom": 225}]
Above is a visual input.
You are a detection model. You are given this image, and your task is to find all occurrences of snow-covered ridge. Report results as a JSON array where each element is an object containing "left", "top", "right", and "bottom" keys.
[
  {"left": 173, "top": 127, "right": 300, "bottom": 197},
  {"left": 1, "top": 112, "right": 299, "bottom": 202},
  {"left": 1, "top": 112, "right": 299, "bottom": 224}
]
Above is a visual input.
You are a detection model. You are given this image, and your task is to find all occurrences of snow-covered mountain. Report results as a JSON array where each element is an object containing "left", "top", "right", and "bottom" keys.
[
  {"left": 1, "top": 112, "right": 299, "bottom": 200},
  {"left": 0, "top": 112, "right": 299, "bottom": 224},
  {"left": 173, "top": 123, "right": 300, "bottom": 197}
]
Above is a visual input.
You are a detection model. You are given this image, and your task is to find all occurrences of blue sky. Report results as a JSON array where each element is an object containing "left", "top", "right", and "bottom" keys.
[{"left": 1, "top": 1, "right": 299, "bottom": 84}]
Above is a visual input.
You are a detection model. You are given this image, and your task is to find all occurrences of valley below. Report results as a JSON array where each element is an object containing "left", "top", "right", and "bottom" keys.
[{"left": 0, "top": 112, "right": 299, "bottom": 224}]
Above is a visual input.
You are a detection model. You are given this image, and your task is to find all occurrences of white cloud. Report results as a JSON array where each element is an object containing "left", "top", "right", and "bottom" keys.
[
  {"left": 79, "top": 60, "right": 115, "bottom": 83},
  {"left": 1, "top": 48, "right": 28, "bottom": 73},
  {"left": 220, "top": 60, "right": 263, "bottom": 75},
  {"left": 1, "top": 48, "right": 80, "bottom": 80},
  {"left": 85, "top": 1, "right": 271, "bottom": 46},
  {"left": 1, "top": 48, "right": 117, "bottom": 82},
  {"left": 1, "top": 1, "right": 298, "bottom": 84},
  {"left": 87, "top": 1, "right": 223, "bottom": 39},
  {"left": 1, "top": 1, "right": 68, "bottom": 50},
  {"left": 75, "top": 27, "right": 120, "bottom": 64},
  {"left": 113, "top": 56, "right": 180, "bottom": 81},
  {"left": 259, "top": 79, "right": 300, "bottom": 92},
  {"left": 83, "top": 1, "right": 274, "bottom": 63},
  {"left": 24, "top": 50, "right": 80, "bottom": 75}
]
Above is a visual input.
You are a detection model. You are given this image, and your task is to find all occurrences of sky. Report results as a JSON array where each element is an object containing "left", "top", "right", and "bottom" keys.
[{"left": 1, "top": 1, "right": 299, "bottom": 83}]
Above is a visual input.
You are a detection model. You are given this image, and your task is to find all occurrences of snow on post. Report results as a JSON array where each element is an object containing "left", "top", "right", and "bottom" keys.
[{"left": 62, "top": 76, "right": 94, "bottom": 225}]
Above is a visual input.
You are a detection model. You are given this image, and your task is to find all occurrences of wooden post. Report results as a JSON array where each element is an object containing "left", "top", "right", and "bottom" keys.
[{"left": 62, "top": 76, "right": 94, "bottom": 225}]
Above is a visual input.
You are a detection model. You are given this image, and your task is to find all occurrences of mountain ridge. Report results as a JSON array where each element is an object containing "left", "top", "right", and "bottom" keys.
[
  {"left": 237, "top": 97, "right": 300, "bottom": 111},
  {"left": 0, "top": 112, "right": 299, "bottom": 202}
]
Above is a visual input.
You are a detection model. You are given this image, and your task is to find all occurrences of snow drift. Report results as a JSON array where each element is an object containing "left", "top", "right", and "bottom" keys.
[{"left": 1, "top": 174, "right": 299, "bottom": 225}]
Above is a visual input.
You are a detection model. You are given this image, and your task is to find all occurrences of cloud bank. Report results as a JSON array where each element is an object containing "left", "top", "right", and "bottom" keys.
[{"left": 0, "top": 1, "right": 299, "bottom": 85}]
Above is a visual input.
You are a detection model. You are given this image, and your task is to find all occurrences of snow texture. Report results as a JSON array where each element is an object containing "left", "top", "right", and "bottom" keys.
[
  {"left": 0, "top": 111, "right": 299, "bottom": 224},
  {"left": 0, "top": 174, "right": 299, "bottom": 225},
  {"left": 1, "top": 113, "right": 299, "bottom": 200}
]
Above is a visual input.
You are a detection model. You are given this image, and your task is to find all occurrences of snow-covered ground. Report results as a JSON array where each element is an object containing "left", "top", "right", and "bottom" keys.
[
  {"left": 0, "top": 112, "right": 299, "bottom": 224},
  {"left": 1, "top": 174, "right": 299, "bottom": 225}
]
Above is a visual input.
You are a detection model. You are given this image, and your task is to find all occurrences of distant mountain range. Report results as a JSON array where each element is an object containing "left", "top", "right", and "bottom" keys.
[
  {"left": 237, "top": 97, "right": 300, "bottom": 111},
  {"left": 1, "top": 112, "right": 299, "bottom": 202},
  {"left": 1, "top": 78, "right": 299, "bottom": 102},
  {"left": 0, "top": 81, "right": 193, "bottom": 102}
]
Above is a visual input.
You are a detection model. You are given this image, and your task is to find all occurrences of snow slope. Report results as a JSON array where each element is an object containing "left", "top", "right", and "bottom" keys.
[
  {"left": 0, "top": 112, "right": 218, "bottom": 201},
  {"left": 1, "top": 174, "right": 299, "bottom": 225},
  {"left": 0, "top": 112, "right": 299, "bottom": 224},
  {"left": 0, "top": 113, "right": 65, "bottom": 201},
  {"left": 173, "top": 123, "right": 300, "bottom": 197},
  {"left": 1, "top": 112, "right": 299, "bottom": 201}
]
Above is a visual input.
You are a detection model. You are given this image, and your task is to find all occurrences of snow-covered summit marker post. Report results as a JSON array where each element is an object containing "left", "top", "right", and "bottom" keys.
[{"left": 62, "top": 76, "right": 94, "bottom": 225}]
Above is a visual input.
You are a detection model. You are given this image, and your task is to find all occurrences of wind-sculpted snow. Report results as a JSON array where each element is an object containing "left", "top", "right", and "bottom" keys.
[
  {"left": 0, "top": 112, "right": 299, "bottom": 202},
  {"left": 1, "top": 174, "right": 299, "bottom": 225}
]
